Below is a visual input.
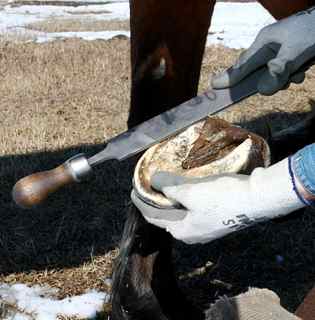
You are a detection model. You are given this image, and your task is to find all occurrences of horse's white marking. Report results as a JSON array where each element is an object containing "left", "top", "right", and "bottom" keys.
[{"left": 152, "top": 58, "right": 166, "bottom": 80}]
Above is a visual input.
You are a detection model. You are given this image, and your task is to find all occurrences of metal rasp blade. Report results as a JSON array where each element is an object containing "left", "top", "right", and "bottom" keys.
[{"left": 88, "top": 69, "right": 264, "bottom": 166}]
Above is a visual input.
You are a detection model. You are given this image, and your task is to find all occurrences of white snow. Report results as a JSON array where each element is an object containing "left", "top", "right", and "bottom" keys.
[
  {"left": 0, "top": 283, "right": 109, "bottom": 320},
  {"left": 0, "top": 1, "right": 276, "bottom": 48},
  {"left": 207, "top": 2, "right": 275, "bottom": 48},
  {"left": 0, "top": 1, "right": 130, "bottom": 31}
]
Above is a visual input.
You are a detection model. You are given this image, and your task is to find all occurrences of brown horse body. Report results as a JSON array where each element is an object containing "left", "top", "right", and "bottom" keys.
[{"left": 111, "top": 1, "right": 315, "bottom": 319}]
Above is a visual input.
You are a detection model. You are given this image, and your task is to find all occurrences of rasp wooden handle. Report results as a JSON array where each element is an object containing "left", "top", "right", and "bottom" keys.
[{"left": 12, "top": 154, "right": 92, "bottom": 208}]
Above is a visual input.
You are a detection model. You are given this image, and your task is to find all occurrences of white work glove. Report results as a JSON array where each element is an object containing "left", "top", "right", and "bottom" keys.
[
  {"left": 131, "top": 158, "right": 306, "bottom": 244},
  {"left": 212, "top": 7, "right": 315, "bottom": 95}
]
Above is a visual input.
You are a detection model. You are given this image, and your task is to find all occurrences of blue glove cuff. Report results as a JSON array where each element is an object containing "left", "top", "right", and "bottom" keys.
[{"left": 291, "top": 143, "right": 315, "bottom": 206}]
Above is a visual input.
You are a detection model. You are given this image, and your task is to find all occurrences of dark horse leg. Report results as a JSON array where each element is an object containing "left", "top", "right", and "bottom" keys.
[
  {"left": 111, "top": 1, "right": 315, "bottom": 320},
  {"left": 111, "top": 1, "right": 214, "bottom": 319},
  {"left": 127, "top": 0, "right": 215, "bottom": 127}
]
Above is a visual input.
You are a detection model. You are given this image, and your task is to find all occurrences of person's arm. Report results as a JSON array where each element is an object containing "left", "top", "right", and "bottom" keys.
[
  {"left": 211, "top": 7, "right": 315, "bottom": 95},
  {"left": 131, "top": 144, "right": 315, "bottom": 245}
]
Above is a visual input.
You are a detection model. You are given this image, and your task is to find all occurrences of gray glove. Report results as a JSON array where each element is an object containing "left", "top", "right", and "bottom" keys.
[{"left": 212, "top": 7, "right": 315, "bottom": 95}]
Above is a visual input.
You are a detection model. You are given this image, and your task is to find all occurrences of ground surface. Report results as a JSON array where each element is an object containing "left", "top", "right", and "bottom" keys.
[
  {"left": 0, "top": 0, "right": 315, "bottom": 319},
  {"left": 0, "top": 36, "right": 315, "bottom": 317}
]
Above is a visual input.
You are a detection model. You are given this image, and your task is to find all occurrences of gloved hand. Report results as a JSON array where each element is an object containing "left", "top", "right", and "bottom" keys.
[
  {"left": 207, "top": 288, "right": 301, "bottom": 320},
  {"left": 131, "top": 158, "right": 306, "bottom": 244},
  {"left": 211, "top": 7, "right": 315, "bottom": 95}
]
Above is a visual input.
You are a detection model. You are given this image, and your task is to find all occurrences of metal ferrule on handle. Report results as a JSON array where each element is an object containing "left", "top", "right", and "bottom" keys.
[{"left": 65, "top": 154, "right": 93, "bottom": 182}]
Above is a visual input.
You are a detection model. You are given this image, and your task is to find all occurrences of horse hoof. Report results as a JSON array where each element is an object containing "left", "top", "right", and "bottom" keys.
[{"left": 134, "top": 117, "right": 270, "bottom": 209}]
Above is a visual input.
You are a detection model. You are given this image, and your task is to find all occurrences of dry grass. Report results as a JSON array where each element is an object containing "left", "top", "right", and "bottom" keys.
[
  {"left": 2, "top": 250, "right": 116, "bottom": 297},
  {"left": 26, "top": 19, "right": 130, "bottom": 33},
  {"left": 0, "top": 38, "right": 130, "bottom": 155},
  {"left": 0, "top": 37, "right": 315, "bottom": 315}
]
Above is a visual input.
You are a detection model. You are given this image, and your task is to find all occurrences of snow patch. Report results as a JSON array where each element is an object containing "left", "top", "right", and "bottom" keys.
[
  {"left": 0, "top": 1, "right": 276, "bottom": 48},
  {"left": 207, "top": 2, "right": 275, "bottom": 48},
  {"left": 0, "top": 283, "right": 109, "bottom": 320},
  {"left": 0, "top": 0, "right": 130, "bottom": 34}
]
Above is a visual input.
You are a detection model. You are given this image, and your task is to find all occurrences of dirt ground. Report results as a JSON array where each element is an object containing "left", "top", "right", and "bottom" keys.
[{"left": 0, "top": 35, "right": 315, "bottom": 317}]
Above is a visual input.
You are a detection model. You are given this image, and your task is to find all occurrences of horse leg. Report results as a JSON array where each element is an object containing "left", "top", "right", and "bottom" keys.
[
  {"left": 111, "top": 1, "right": 215, "bottom": 319},
  {"left": 259, "top": 0, "right": 315, "bottom": 19},
  {"left": 127, "top": 0, "right": 215, "bottom": 127},
  {"left": 111, "top": 206, "right": 203, "bottom": 320}
]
